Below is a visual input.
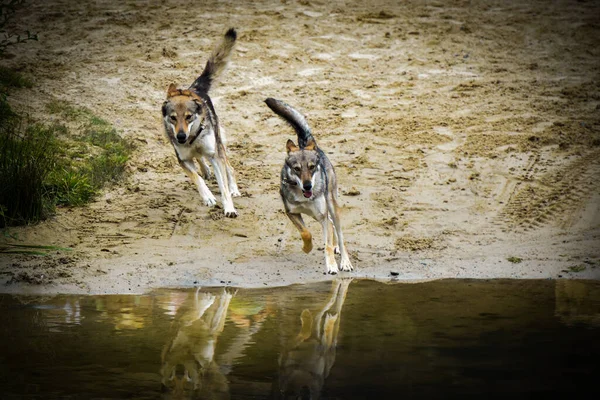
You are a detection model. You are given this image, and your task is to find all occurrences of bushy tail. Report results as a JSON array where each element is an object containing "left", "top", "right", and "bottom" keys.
[
  {"left": 189, "top": 28, "right": 237, "bottom": 94},
  {"left": 264, "top": 98, "right": 314, "bottom": 148}
]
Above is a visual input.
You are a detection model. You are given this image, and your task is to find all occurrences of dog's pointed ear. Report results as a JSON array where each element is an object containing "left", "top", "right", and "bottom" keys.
[
  {"left": 286, "top": 139, "right": 299, "bottom": 153},
  {"left": 192, "top": 98, "right": 204, "bottom": 114},
  {"left": 166, "top": 83, "right": 178, "bottom": 97},
  {"left": 304, "top": 138, "right": 316, "bottom": 151}
]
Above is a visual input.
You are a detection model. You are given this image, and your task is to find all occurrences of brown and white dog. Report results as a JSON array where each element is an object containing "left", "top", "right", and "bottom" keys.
[
  {"left": 265, "top": 98, "right": 353, "bottom": 274},
  {"left": 162, "top": 28, "right": 240, "bottom": 217}
]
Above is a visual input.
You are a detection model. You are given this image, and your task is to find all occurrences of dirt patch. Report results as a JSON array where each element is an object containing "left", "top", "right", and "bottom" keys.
[
  {"left": 1, "top": 0, "right": 599, "bottom": 294},
  {"left": 395, "top": 235, "right": 440, "bottom": 252}
]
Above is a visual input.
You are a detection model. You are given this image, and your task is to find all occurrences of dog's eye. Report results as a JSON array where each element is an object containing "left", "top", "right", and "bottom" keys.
[
  {"left": 293, "top": 166, "right": 301, "bottom": 172},
  {"left": 308, "top": 164, "right": 316, "bottom": 171},
  {"left": 185, "top": 114, "right": 194, "bottom": 122},
  {"left": 169, "top": 115, "right": 177, "bottom": 122}
]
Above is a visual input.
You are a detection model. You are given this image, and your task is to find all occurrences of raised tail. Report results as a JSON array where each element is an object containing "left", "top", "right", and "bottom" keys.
[
  {"left": 264, "top": 98, "right": 314, "bottom": 148},
  {"left": 189, "top": 28, "right": 237, "bottom": 94}
]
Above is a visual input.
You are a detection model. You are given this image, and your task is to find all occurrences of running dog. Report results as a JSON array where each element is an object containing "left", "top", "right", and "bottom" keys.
[
  {"left": 265, "top": 98, "right": 353, "bottom": 274},
  {"left": 162, "top": 28, "right": 240, "bottom": 217}
]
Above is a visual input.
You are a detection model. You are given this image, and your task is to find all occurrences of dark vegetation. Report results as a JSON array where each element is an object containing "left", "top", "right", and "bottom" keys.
[
  {"left": 0, "top": 0, "right": 131, "bottom": 229},
  {"left": 0, "top": 86, "right": 133, "bottom": 228}
]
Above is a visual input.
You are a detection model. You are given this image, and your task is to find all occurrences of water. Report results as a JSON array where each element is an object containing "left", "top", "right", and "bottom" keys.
[{"left": 1, "top": 279, "right": 599, "bottom": 399}]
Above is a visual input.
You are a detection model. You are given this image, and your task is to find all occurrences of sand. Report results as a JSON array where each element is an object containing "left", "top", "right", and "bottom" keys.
[{"left": 1, "top": 0, "right": 599, "bottom": 294}]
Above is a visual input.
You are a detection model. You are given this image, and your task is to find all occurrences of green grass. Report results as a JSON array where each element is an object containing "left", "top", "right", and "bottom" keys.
[
  {"left": 507, "top": 256, "right": 523, "bottom": 264},
  {"left": 46, "top": 169, "right": 95, "bottom": 206},
  {"left": 43, "top": 101, "right": 133, "bottom": 208},
  {"left": 0, "top": 119, "right": 59, "bottom": 226},
  {"left": 46, "top": 100, "right": 95, "bottom": 120},
  {"left": 0, "top": 72, "right": 133, "bottom": 228}
]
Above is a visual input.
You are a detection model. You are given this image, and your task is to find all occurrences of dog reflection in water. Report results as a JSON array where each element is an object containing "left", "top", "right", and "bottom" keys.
[
  {"left": 160, "top": 287, "right": 234, "bottom": 399},
  {"left": 274, "top": 279, "right": 353, "bottom": 399}
]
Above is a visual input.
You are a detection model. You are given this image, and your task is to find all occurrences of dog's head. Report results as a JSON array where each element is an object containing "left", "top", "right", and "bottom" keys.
[
  {"left": 162, "top": 84, "right": 207, "bottom": 144},
  {"left": 284, "top": 138, "right": 321, "bottom": 199}
]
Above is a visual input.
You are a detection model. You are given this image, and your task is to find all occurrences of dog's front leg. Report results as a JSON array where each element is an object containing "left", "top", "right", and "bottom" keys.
[
  {"left": 327, "top": 199, "right": 353, "bottom": 272},
  {"left": 179, "top": 160, "right": 217, "bottom": 207},
  {"left": 321, "top": 216, "right": 339, "bottom": 275},
  {"left": 328, "top": 217, "right": 338, "bottom": 254},
  {"left": 210, "top": 157, "right": 238, "bottom": 218},
  {"left": 286, "top": 212, "right": 313, "bottom": 253}
]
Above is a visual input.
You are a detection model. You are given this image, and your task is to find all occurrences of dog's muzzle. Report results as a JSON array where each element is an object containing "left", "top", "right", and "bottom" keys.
[
  {"left": 176, "top": 131, "right": 187, "bottom": 144},
  {"left": 302, "top": 182, "right": 313, "bottom": 198}
]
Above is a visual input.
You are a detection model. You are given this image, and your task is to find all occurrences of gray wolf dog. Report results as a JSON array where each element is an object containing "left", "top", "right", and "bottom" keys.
[
  {"left": 162, "top": 28, "right": 240, "bottom": 217},
  {"left": 265, "top": 98, "right": 353, "bottom": 274},
  {"left": 273, "top": 279, "right": 353, "bottom": 399}
]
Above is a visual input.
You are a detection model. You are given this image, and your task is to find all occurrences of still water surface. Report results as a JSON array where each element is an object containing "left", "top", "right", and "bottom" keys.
[{"left": 1, "top": 279, "right": 599, "bottom": 399}]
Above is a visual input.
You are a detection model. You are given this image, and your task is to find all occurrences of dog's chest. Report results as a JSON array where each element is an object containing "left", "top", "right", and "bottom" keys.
[
  {"left": 174, "top": 130, "right": 216, "bottom": 161},
  {"left": 286, "top": 194, "right": 327, "bottom": 220},
  {"left": 174, "top": 144, "right": 197, "bottom": 161}
]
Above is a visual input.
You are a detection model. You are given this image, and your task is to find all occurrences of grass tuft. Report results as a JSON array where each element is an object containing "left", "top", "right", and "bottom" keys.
[
  {"left": 0, "top": 120, "right": 59, "bottom": 226},
  {"left": 0, "top": 72, "right": 133, "bottom": 228}
]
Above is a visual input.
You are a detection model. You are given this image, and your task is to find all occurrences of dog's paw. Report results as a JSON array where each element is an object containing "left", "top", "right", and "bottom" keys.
[
  {"left": 302, "top": 238, "right": 313, "bottom": 253},
  {"left": 224, "top": 209, "right": 238, "bottom": 218},
  {"left": 325, "top": 248, "right": 338, "bottom": 274},
  {"left": 203, "top": 195, "right": 218, "bottom": 207},
  {"left": 231, "top": 189, "right": 241, "bottom": 197},
  {"left": 326, "top": 261, "right": 339, "bottom": 275},
  {"left": 339, "top": 258, "right": 354, "bottom": 272}
]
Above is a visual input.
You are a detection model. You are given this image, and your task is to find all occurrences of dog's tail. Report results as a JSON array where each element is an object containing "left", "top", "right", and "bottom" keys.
[
  {"left": 189, "top": 28, "right": 237, "bottom": 94},
  {"left": 264, "top": 98, "right": 314, "bottom": 148}
]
